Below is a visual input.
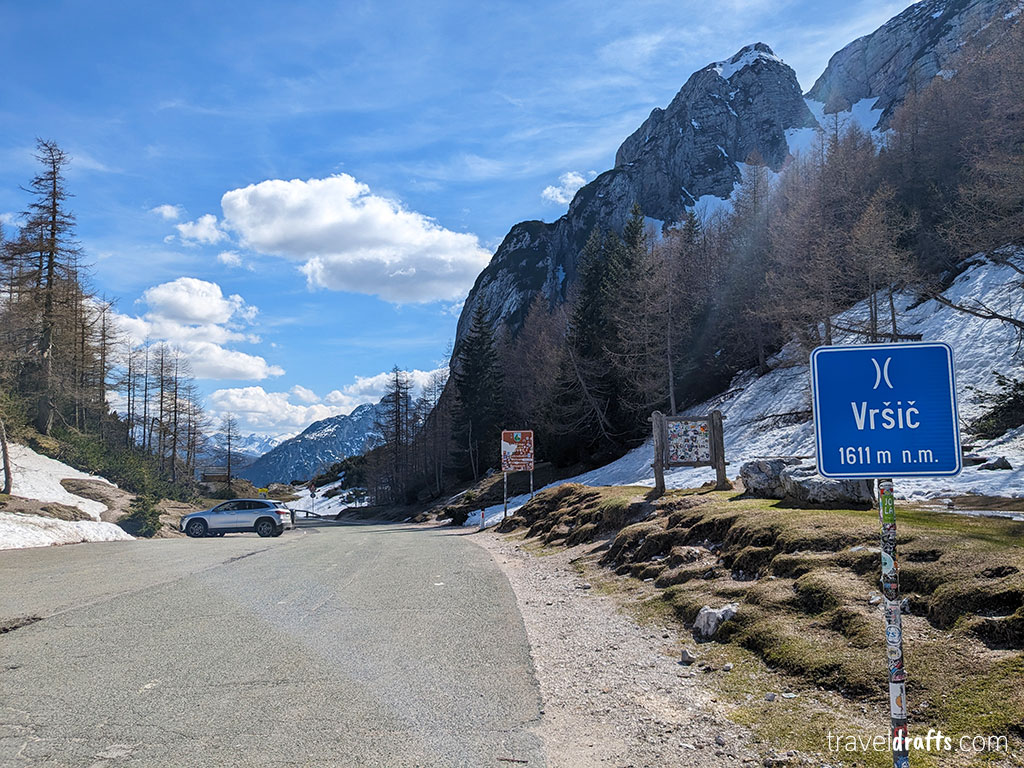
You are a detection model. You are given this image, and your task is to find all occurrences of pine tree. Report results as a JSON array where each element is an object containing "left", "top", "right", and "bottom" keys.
[
  {"left": 452, "top": 302, "right": 503, "bottom": 479},
  {"left": 220, "top": 413, "right": 240, "bottom": 494},
  {"left": 22, "top": 140, "right": 82, "bottom": 434}
]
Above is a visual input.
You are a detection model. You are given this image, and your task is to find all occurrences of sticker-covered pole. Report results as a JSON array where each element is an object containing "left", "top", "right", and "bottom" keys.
[
  {"left": 503, "top": 472, "right": 508, "bottom": 519},
  {"left": 878, "top": 479, "right": 909, "bottom": 768},
  {"left": 530, "top": 469, "right": 534, "bottom": 499}
]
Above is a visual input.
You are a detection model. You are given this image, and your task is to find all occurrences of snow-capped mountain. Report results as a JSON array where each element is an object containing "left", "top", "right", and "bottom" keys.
[
  {"left": 455, "top": 42, "right": 815, "bottom": 346},
  {"left": 453, "top": 0, "right": 1020, "bottom": 351},
  {"left": 207, "top": 432, "right": 284, "bottom": 459},
  {"left": 239, "top": 402, "right": 384, "bottom": 487}
]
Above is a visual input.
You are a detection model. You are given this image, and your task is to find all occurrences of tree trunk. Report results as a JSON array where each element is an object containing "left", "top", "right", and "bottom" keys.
[
  {"left": 889, "top": 288, "right": 899, "bottom": 342},
  {"left": 0, "top": 416, "right": 12, "bottom": 495}
]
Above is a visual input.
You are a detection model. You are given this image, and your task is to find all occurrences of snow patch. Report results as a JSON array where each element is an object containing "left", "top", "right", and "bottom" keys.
[
  {"left": 804, "top": 96, "right": 884, "bottom": 135},
  {"left": 713, "top": 46, "right": 783, "bottom": 80},
  {"left": 289, "top": 479, "right": 367, "bottom": 518},
  {"left": 6, "top": 443, "right": 112, "bottom": 520},
  {"left": 785, "top": 126, "right": 819, "bottom": 157},
  {"left": 0, "top": 513, "right": 133, "bottom": 550},
  {"left": 643, "top": 217, "right": 665, "bottom": 242}
]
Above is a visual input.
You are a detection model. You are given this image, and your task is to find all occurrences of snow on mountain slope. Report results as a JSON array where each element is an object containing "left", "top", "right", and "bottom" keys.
[
  {"left": 467, "top": 253, "right": 1024, "bottom": 528},
  {"left": 1, "top": 443, "right": 134, "bottom": 549},
  {"left": 240, "top": 402, "right": 383, "bottom": 487}
]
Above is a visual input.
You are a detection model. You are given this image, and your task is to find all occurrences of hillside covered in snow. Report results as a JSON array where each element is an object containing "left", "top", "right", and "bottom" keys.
[{"left": 468, "top": 253, "right": 1024, "bottom": 528}]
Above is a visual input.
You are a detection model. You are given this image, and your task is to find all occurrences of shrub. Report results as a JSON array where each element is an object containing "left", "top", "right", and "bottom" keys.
[{"left": 120, "top": 494, "right": 163, "bottom": 537}]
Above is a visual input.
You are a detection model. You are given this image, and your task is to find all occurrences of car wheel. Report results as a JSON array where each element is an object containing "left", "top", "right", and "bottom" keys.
[
  {"left": 271, "top": 528, "right": 283, "bottom": 537},
  {"left": 186, "top": 519, "right": 208, "bottom": 538},
  {"left": 255, "top": 519, "right": 276, "bottom": 538}
]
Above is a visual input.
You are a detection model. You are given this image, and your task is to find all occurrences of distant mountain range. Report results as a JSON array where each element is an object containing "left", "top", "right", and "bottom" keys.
[
  {"left": 238, "top": 402, "right": 384, "bottom": 487},
  {"left": 198, "top": 432, "right": 285, "bottom": 473}
]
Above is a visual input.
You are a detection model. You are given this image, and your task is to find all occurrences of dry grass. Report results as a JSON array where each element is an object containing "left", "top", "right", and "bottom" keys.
[{"left": 498, "top": 483, "right": 1024, "bottom": 765}]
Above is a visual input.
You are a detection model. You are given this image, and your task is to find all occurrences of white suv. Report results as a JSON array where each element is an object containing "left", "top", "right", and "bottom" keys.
[{"left": 180, "top": 499, "right": 293, "bottom": 538}]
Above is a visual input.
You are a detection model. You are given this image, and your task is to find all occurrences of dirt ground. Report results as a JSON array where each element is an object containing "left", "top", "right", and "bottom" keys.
[{"left": 470, "top": 528, "right": 768, "bottom": 768}]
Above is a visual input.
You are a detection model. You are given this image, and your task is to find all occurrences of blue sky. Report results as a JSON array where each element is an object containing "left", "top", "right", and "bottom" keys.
[{"left": 0, "top": 0, "right": 911, "bottom": 437}]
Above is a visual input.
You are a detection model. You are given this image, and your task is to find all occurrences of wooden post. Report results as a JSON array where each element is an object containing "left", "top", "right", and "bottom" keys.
[
  {"left": 710, "top": 410, "right": 730, "bottom": 491},
  {"left": 652, "top": 411, "right": 666, "bottom": 497},
  {"left": 0, "top": 416, "right": 11, "bottom": 495}
]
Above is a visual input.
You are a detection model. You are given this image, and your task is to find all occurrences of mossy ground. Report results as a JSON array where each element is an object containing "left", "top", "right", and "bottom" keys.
[{"left": 499, "top": 484, "right": 1024, "bottom": 767}]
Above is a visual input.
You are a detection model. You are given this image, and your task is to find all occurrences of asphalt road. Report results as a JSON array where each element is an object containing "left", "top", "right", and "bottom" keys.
[{"left": 0, "top": 522, "right": 545, "bottom": 767}]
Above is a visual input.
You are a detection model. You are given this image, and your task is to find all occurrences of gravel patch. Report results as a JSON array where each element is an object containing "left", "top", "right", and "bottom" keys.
[{"left": 472, "top": 530, "right": 761, "bottom": 768}]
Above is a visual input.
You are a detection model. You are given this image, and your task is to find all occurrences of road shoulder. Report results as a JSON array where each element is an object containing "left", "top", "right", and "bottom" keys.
[{"left": 470, "top": 527, "right": 760, "bottom": 767}]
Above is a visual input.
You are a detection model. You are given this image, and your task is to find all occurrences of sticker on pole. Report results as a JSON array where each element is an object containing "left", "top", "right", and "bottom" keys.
[
  {"left": 810, "top": 342, "right": 961, "bottom": 479},
  {"left": 501, "top": 430, "right": 534, "bottom": 472}
]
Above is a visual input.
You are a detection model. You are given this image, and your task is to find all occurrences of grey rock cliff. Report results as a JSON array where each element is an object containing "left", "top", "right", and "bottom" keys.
[
  {"left": 455, "top": 43, "right": 814, "bottom": 345},
  {"left": 807, "top": 0, "right": 1022, "bottom": 128}
]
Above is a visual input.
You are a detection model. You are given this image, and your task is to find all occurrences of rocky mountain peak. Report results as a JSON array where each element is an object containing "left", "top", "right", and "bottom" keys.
[
  {"left": 453, "top": 43, "right": 815, "bottom": 347},
  {"left": 614, "top": 42, "right": 813, "bottom": 188},
  {"left": 806, "top": 0, "right": 1022, "bottom": 128}
]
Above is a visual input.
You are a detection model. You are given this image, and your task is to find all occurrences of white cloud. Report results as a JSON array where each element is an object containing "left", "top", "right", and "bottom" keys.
[
  {"left": 176, "top": 213, "right": 229, "bottom": 245},
  {"left": 150, "top": 204, "right": 184, "bottom": 221},
  {"left": 207, "top": 386, "right": 345, "bottom": 438},
  {"left": 0, "top": 212, "right": 22, "bottom": 227},
  {"left": 541, "top": 171, "right": 595, "bottom": 205},
  {"left": 219, "top": 174, "right": 491, "bottom": 303},
  {"left": 141, "top": 276, "right": 245, "bottom": 325},
  {"left": 206, "top": 366, "right": 448, "bottom": 438},
  {"left": 112, "top": 277, "right": 282, "bottom": 381},
  {"left": 217, "top": 250, "right": 243, "bottom": 267},
  {"left": 289, "top": 384, "right": 320, "bottom": 404},
  {"left": 323, "top": 366, "right": 448, "bottom": 411}
]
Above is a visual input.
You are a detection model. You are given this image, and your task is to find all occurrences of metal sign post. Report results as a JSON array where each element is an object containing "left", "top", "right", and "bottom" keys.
[
  {"left": 811, "top": 342, "right": 961, "bottom": 768},
  {"left": 503, "top": 472, "right": 508, "bottom": 519},
  {"left": 879, "top": 479, "right": 909, "bottom": 768}
]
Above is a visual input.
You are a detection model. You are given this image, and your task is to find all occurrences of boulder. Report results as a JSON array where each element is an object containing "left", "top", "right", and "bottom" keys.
[
  {"left": 740, "top": 459, "right": 874, "bottom": 505},
  {"left": 693, "top": 602, "right": 739, "bottom": 642},
  {"left": 780, "top": 464, "right": 875, "bottom": 505},
  {"left": 740, "top": 458, "right": 804, "bottom": 498},
  {"left": 979, "top": 456, "right": 1012, "bottom": 471}
]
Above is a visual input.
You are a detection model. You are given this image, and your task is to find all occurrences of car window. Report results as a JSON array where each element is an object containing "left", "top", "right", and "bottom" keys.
[{"left": 219, "top": 502, "right": 241, "bottom": 511}]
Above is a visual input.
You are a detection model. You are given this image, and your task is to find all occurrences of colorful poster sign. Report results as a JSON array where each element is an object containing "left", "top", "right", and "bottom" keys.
[
  {"left": 501, "top": 430, "right": 535, "bottom": 472},
  {"left": 666, "top": 419, "right": 711, "bottom": 465}
]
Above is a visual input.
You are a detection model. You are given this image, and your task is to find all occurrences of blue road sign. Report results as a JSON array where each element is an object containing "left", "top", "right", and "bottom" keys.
[{"left": 810, "top": 342, "right": 961, "bottom": 479}]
